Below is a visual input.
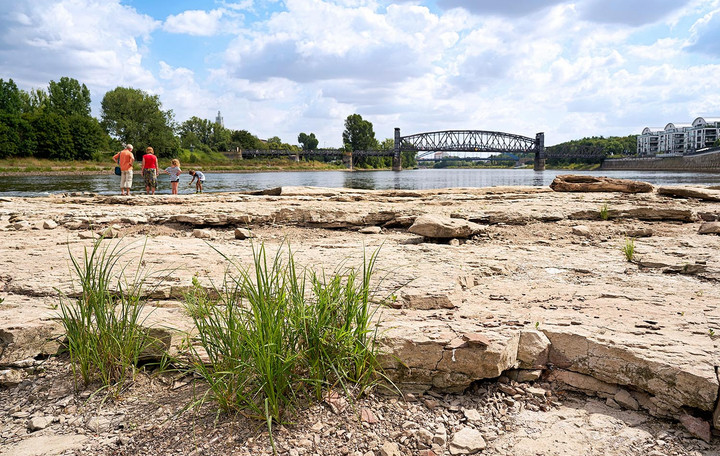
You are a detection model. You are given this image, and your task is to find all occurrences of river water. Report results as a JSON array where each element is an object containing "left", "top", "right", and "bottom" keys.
[{"left": 1, "top": 168, "right": 719, "bottom": 197}]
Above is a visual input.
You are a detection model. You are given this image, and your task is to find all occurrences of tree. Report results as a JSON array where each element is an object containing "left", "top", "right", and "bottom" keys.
[
  {"left": 230, "top": 129, "right": 263, "bottom": 150},
  {"left": 48, "top": 77, "right": 91, "bottom": 117},
  {"left": 30, "top": 111, "right": 74, "bottom": 160},
  {"left": 342, "top": 114, "right": 376, "bottom": 151},
  {"left": 19, "top": 88, "right": 48, "bottom": 115},
  {"left": 179, "top": 116, "right": 213, "bottom": 149},
  {"left": 101, "top": 87, "right": 178, "bottom": 157},
  {"left": 0, "top": 79, "right": 22, "bottom": 116},
  {"left": 69, "top": 114, "right": 106, "bottom": 160},
  {"left": 298, "top": 132, "right": 319, "bottom": 150},
  {"left": 267, "top": 136, "right": 283, "bottom": 149}
]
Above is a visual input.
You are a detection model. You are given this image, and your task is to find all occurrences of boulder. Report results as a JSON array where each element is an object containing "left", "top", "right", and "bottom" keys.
[
  {"left": 698, "top": 222, "right": 720, "bottom": 235},
  {"left": 517, "top": 329, "right": 550, "bottom": 369},
  {"left": 614, "top": 389, "right": 639, "bottom": 410},
  {"left": 42, "top": 220, "right": 58, "bottom": 229},
  {"left": 378, "top": 320, "right": 519, "bottom": 392},
  {"left": 408, "top": 215, "right": 485, "bottom": 239},
  {"left": 550, "top": 175, "right": 653, "bottom": 193},
  {"left": 545, "top": 329, "right": 718, "bottom": 414},
  {"left": 0, "top": 321, "right": 61, "bottom": 366},
  {"left": 657, "top": 186, "right": 720, "bottom": 202}
]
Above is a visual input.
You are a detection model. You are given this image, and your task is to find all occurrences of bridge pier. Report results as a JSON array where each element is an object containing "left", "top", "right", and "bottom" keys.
[
  {"left": 342, "top": 152, "right": 353, "bottom": 170},
  {"left": 393, "top": 128, "right": 402, "bottom": 171},
  {"left": 533, "top": 132, "right": 545, "bottom": 171}
]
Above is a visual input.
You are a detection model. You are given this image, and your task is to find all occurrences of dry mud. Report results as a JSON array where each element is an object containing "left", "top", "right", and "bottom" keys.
[{"left": 1, "top": 184, "right": 720, "bottom": 455}]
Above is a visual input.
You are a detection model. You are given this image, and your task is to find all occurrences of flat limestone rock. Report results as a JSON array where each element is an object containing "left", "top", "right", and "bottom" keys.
[
  {"left": 409, "top": 214, "right": 485, "bottom": 239},
  {"left": 657, "top": 186, "right": 720, "bottom": 202},
  {"left": 551, "top": 175, "right": 654, "bottom": 193},
  {"left": 698, "top": 221, "right": 720, "bottom": 235}
]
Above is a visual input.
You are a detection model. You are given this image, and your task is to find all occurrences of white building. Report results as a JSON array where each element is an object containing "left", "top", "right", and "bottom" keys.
[{"left": 638, "top": 117, "right": 720, "bottom": 155}]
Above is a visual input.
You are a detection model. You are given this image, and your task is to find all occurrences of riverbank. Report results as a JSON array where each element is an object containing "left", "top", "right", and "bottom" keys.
[{"left": 1, "top": 184, "right": 720, "bottom": 454}]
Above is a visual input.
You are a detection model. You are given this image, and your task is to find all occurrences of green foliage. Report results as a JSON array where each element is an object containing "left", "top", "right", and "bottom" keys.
[
  {"left": 298, "top": 132, "right": 319, "bottom": 150},
  {"left": 622, "top": 238, "right": 635, "bottom": 262},
  {"left": 19, "top": 88, "right": 48, "bottom": 115},
  {"left": 0, "top": 78, "right": 23, "bottom": 116},
  {"left": 189, "top": 243, "right": 383, "bottom": 426},
  {"left": 714, "top": 139, "right": 720, "bottom": 147},
  {"left": 547, "top": 135, "right": 637, "bottom": 166},
  {"left": 30, "top": 111, "right": 74, "bottom": 160},
  {"left": 231, "top": 129, "right": 264, "bottom": 150},
  {"left": 599, "top": 203, "right": 609, "bottom": 220},
  {"left": 48, "top": 77, "right": 91, "bottom": 117},
  {"left": 101, "top": 87, "right": 179, "bottom": 158},
  {"left": 58, "top": 239, "right": 155, "bottom": 395},
  {"left": 69, "top": 114, "right": 107, "bottom": 160},
  {"left": 343, "top": 114, "right": 376, "bottom": 152}
]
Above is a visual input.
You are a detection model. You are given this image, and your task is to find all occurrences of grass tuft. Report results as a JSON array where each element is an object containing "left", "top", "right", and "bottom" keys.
[
  {"left": 622, "top": 237, "right": 635, "bottom": 262},
  {"left": 599, "top": 203, "right": 609, "bottom": 220},
  {"left": 57, "top": 238, "right": 155, "bottom": 396},
  {"left": 187, "top": 242, "right": 384, "bottom": 427}
]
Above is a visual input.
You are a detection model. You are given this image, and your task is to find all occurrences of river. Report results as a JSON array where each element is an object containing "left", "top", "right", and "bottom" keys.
[{"left": 1, "top": 168, "right": 719, "bottom": 197}]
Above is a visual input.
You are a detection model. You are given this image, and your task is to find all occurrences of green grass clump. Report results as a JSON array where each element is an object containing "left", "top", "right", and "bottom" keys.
[
  {"left": 622, "top": 238, "right": 635, "bottom": 261},
  {"left": 58, "top": 239, "right": 155, "bottom": 395},
  {"left": 188, "top": 243, "right": 383, "bottom": 427},
  {"left": 599, "top": 203, "right": 609, "bottom": 220}
]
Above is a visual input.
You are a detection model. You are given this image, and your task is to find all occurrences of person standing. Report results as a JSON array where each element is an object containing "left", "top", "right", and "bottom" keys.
[
  {"left": 113, "top": 144, "right": 134, "bottom": 196},
  {"left": 163, "top": 159, "right": 182, "bottom": 195},
  {"left": 141, "top": 147, "right": 159, "bottom": 195}
]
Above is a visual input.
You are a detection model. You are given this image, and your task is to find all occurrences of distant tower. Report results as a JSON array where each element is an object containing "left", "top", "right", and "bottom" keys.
[{"left": 215, "top": 110, "right": 224, "bottom": 127}]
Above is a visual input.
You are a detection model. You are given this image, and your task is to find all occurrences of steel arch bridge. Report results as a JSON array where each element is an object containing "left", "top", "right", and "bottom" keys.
[{"left": 393, "top": 128, "right": 546, "bottom": 170}]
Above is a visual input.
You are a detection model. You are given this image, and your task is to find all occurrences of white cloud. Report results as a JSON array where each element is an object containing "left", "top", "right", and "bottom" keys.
[
  {"left": 163, "top": 9, "right": 226, "bottom": 36},
  {"left": 0, "top": 0, "right": 159, "bottom": 112},
  {"left": 686, "top": 8, "right": 720, "bottom": 56}
]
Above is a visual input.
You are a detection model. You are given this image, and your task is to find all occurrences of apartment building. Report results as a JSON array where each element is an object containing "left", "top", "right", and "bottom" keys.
[{"left": 637, "top": 117, "right": 720, "bottom": 155}]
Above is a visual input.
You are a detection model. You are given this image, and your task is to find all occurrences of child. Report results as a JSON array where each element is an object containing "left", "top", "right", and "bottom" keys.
[
  {"left": 163, "top": 159, "right": 182, "bottom": 195},
  {"left": 188, "top": 169, "right": 205, "bottom": 193}
]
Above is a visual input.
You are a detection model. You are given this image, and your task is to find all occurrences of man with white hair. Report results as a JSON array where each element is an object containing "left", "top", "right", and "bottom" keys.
[{"left": 113, "top": 144, "right": 135, "bottom": 196}]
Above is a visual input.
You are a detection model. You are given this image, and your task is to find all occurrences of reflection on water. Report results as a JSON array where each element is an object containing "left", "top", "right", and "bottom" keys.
[{"left": 1, "top": 168, "right": 719, "bottom": 197}]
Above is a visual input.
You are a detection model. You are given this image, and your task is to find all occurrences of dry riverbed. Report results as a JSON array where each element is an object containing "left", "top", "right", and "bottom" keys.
[{"left": 1, "top": 182, "right": 720, "bottom": 455}]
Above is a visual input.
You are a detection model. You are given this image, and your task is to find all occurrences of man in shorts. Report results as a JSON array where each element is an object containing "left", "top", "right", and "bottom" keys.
[{"left": 113, "top": 144, "right": 135, "bottom": 196}]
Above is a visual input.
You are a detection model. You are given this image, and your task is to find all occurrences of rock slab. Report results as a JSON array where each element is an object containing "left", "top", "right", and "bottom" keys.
[{"left": 551, "top": 175, "right": 653, "bottom": 193}]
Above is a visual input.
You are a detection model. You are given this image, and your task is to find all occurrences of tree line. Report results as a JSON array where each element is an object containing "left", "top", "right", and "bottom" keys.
[
  {"left": 546, "top": 135, "right": 637, "bottom": 165},
  {"left": 0, "top": 76, "right": 417, "bottom": 169}
]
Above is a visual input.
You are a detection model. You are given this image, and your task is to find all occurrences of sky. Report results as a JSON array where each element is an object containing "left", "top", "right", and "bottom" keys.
[{"left": 1, "top": 0, "right": 719, "bottom": 147}]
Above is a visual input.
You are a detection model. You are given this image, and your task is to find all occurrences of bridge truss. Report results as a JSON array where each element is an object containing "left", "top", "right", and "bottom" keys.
[{"left": 398, "top": 130, "right": 539, "bottom": 155}]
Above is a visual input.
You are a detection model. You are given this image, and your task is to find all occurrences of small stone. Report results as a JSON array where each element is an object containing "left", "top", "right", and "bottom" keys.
[
  {"left": 78, "top": 231, "right": 98, "bottom": 239},
  {"left": 679, "top": 413, "right": 711, "bottom": 442},
  {"left": 100, "top": 227, "right": 119, "bottom": 238},
  {"left": 448, "top": 238, "right": 460, "bottom": 246},
  {"left": 379, "top": 441, "right": 401, "bottom": 456},
  {"left": 614, "top": 389, "right": 639, "bottom": 410},
  {"left": 415, "top": 428, "right": 433, "bottom": 446},
  {"left": 28, "top": 415, "right": 53, "bottom": 432},
  {"left": 360, "top": 407, "right": 379, "bottom": 424},
  {"left": 193, "top": 229, "right": 212, "bottom": 239},
  {"left": 234, "top": 228, "right": 254, "bottom": 239},
  {"left": 449, "top": 427, "right": 486, "bottom": 455},
  {"left": 359, "top": 226, "right": 382, "bottom": 234},
  {"left": 0, "top": 369, "right": 23, "bottom": 386},
  {"left": 698, "top": 222, "right": 720, "bottom": 235},
  {"left": 42, "top": 220, "right": 58, "bottom": 229},
  {"left": 433, "top": 424, "right": 447, "bottom": 446},
  {"left": 606, "top": 397, "right": 621, "bottom": 409},
  {"left": 86, "top": 416, "right": 112, "bottom": 434},
  {"left": 463, "top": 409, "right": 483, "bottom": 423},
  {"left": 571, "top": 225, "right": 591, "bottom": 237},
  {"left": 12, "top": 221, "right": 31, "bottom": 230},
  {"left": 515, "top": 370, "right": 543, "bottom": 382},
  {"left": 526, "top": 386, "right": 547, "bottom": 398},
  {"left": 462, "top": 333, "right": 490, "bottom": 347}
]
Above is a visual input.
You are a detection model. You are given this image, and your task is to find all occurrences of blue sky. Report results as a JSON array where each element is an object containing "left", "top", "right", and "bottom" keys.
[{"left": 1, "top": 0, "right": 719, "bottom": 146}]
